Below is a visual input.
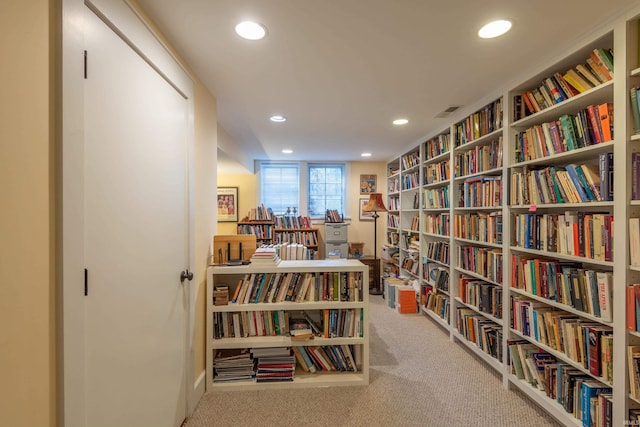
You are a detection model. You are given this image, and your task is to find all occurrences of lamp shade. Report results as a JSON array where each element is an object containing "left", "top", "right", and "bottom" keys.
[{"left": 363, "top": 193, "right": 387, "bottom": 212}]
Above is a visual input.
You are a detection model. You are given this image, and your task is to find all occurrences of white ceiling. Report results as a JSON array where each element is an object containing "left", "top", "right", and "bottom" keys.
[{"left": 137, "top": 0, "right": 638, "bottom": 172}]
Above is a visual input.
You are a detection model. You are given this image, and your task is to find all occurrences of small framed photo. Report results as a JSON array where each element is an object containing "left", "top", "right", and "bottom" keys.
[
  {"left": 359, "top": 174, "right": 377, "bottom": 194},
  {"left": 217, "top": 187, "right": 238, "bottom": 222},
  {"left": 359, "top": 198, "right": 374, "bottom": 221}
]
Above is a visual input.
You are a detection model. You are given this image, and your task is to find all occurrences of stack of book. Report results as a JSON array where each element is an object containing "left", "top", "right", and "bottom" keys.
[
  {"left": 249, "top": 246, "right": 281, "bottom": 265},
  {"left": 212, "top": 348, "right": 255, "bottom": 383},
  {"left": 251, "top": 347, "right": 295, "bottom": 383}
]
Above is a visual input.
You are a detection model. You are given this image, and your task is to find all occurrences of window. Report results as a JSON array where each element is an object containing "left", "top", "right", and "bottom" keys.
[
  {"left": 308, "top": 164, "right": 345, "bottom": 217},
  {"left": 259, "top": 163, "right": 300, "bottom": 215},
  {"left": 258, "top": 162, "right": 347, "bottom": 218}
]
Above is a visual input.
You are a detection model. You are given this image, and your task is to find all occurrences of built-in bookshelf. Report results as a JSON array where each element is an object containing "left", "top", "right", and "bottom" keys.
[
  {"left": 206, "top": 260, "right": 369, "bottom": 390},
  {"left": 384, "top": 11, "right": 640, "bottom": 424}
]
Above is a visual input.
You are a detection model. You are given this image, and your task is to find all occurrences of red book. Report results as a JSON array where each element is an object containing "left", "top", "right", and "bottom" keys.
[
  {"left": 588, "top": 326, "right": 603, "bottom": 376},
  {"left": 628, "top": 285, "right": 637, "bottom": 331},
  {"left": 573, "top": 223, "right": 580, "bottom": 256},
  {"left": 598, "top": 103, "right": 613, "bottom": 142}
]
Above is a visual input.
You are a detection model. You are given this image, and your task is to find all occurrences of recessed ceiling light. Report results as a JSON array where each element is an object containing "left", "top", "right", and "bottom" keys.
[
  {"left": 282, "top": 149, "right": 293, "bottom": 154},
  {"left": 270, "top": 115, "right": 287, "bottom": 122},
  {"left": 235, "top": 21, "right": 267, "bottom": 40},
  {"left": 361, "top": 153, "right": 372, "bottom": 157},
  {"left": 478, "top": 20, "right": 512, "bottom": 39},
  {"left": 393, "top": 119, "right": 409, "bottom": 125}
]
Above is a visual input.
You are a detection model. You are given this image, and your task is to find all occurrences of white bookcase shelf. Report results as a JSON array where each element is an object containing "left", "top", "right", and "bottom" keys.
[{"left": 206, "top": 259, "right": 369, "bottom": 391}]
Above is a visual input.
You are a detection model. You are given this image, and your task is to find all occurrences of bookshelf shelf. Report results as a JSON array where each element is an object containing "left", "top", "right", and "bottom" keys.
[
  {"left": 421, "top": 305, "right": 450, "bottom": 328},
  {"left": 506, "top": 374, "right": 583, "bottom": 427},
  {"left": 510, "top": 81, "right": 613, "bottom": 129},
  {"left": 510, "top": 140, "right": 614, "bottom": 168},
  {"left": 384, "top": 16, "right": 636, "bottom": 423},
  {"left": 451, "top": 330, "right": 503, "bottom": 372},
  {"left": 510, "top": 329, "right": 613, "bottom": 388},
  {"left": 509, "top": 287, "right": 613, "bottom": 327},
  {"left": 453, "top": 267, "right": 502, "bottom": 287},
  {"left": 508, "top": 246, "right": 614, "bottom": 267},
  {"left": 206, "top": 260, "right": 369, "bottom": 390},
  {"left": 423, "top": 150, "right": 449, "bottom": 165},
  {"left": 454, "top": 297, "right": 503, "bottom": 326}
]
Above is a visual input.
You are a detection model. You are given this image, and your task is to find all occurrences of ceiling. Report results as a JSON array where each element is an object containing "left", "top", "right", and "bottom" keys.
[{"left": 137, "top": 0, "right": 638, "bottom": 173}]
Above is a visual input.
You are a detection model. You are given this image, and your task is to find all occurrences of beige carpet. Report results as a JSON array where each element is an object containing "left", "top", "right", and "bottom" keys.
[{"left": 187, "top": 296, "right": 562, "bottom": 427}]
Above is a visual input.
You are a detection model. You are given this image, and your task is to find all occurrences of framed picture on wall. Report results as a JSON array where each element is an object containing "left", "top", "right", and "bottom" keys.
[
  {"left": 359, "top": 174, "right": 377, "bottom": 195},
  {"left": 217, "top": 187, "right": 238, "bottom": 222},
  {"left": 359, "top": 198, "right": 374, "bottom": 221}
]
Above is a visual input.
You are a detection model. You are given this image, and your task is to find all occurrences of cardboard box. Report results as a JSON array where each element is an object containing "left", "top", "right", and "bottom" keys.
[{"left": 395, "top": 285, "right": 417, "bottom": 314}]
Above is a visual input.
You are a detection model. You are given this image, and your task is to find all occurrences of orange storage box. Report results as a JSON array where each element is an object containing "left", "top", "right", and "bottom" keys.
[{"left": 395, "top": 285, "right": 417, "bottom": 314}]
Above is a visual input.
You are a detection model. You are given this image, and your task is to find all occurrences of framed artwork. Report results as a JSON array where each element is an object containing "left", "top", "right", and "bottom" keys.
[
  {"left": 217, "top": 187, "right": 238, "bottom": 222},
  {"left": 359, "top": 174, "right": 377, "bottom": 194},
  {"left": 359, "top": 198, "right": 374, "bottom": 221}
]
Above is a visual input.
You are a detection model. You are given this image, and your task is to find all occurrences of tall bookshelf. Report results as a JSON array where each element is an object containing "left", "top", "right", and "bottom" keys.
[
  {"left": 421, "top": 129, "right": 452, "bottom": 325},
  {"left": 384, "top": 158, "right": 401, "bottom": 278},
  {"left": 206, "top": 260, "right": 369, "bottom": 390},
  {"left": 384, "top": 9, "right": 640, "bottom": 424}
]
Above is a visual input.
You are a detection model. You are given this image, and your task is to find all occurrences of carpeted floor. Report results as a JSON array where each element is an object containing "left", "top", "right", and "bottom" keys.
[{"left": 186, "top": 295, "right": 562, "bottom": 427}]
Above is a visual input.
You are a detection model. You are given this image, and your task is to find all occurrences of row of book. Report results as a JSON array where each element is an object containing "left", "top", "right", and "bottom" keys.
[
  {"left": 273, "top": 231, "right": 318, "bottom": 246},
  {"left": 424, "top": 288, "right": 449, "bottom": 322},
  {"left": 455, "top": 308, "right": 502, "bottom": 361},
  {"left": 422, "top": 187, "right": 449, "bottom": 209},
  {"left": 273, "top": 215, "right": 312, "bottom": 229},
  {"left": 508, "top": 341, "right": 613, "bottom": 426},
  {"left": 424, "top": 263, "right": 449, "bottom": 292},
  {"left": 423, "top": 160, "right": 450, "bottom": 184},
  {"left": 273, "top": 242, "right": 316, "bottom": 260},
  {"left": 387, "top": 214, "right": 400, "bottom": 228},
  {"left": 457, "top": 245, "right": 503, "bottom": 284},
  {"left": 514, "top": 104, "right": 613, "bottom": 164},
  {"left": 244, "top": 204, "right": 274, "bottom": 221},
  {"left": 230, "top": 271, "right": 363, "bottom": 305},
  {"left": 453, "top": 212, "right": 502, "bottom": 244},
  {"left": 511, "top": 255, "right": 613, "bottom": 322},
  {"left": 388, "top": 176, "right": 400, "bottom": 193},
  {"left": 457, "top": 276, "right": 502, "bottom": 319},
  {"left": 293, "top": 344, "right": 359, "bottom": 373},
  {"left": 402, "top": 171, "right": 419, "bottom": 190},
  {"left": 237, "top": 224, "right": 272, "bottom": 239},
  {"left": 387, "top": 196, "right": 399, "bottom": 211},
  {"left": 401, "top": 255, "right": 419, "bottom": 276},
  {"left": 425, "top": 241, "right": 449, "bottom": 264},
  {"left": 213, "top": 308, "right": 364, "bottom": 340},
  {"left": 408, "top": 214, "right": 419, "bottom": 231},
  {"left": 401, "top": 233, "right": 419, "bottom": 251},
  {"left": 325, "top": 209, "right": 343, "bottom": 223},
  {"left": 424, "top": 133, "right": 451, "bottom": 159},
  {"left": 510, "top": 159, "right": 611, "bottom": 206},
  {"left": 510, "top": 301, "right": 613, "bottom": 382},
  {"left": 423, "top": 213, "right": 450, "bottom": 236},
  {"left": 456, "top": 175, "right": 502, "bottom": 208},
  {"left": 401, "top": 150, "right": 420, "bottom": 170},
  {"left": 213, "top": 310, "right": 292, "bottom": 339},
  {"left": 513, "top": 212, "right": 613, "bottom": 261},
  {"left": 455, "top": 99, "right": 503, "bottom": 146},
  {"left": 453, "top": 136, "right": 503, "bottom": 178},
  {"left": 513, "top": 47, "right": 614, "bottom": 121}
]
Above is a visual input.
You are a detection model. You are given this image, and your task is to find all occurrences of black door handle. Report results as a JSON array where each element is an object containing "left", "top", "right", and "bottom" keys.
[{"left": 180, "top": 270, "right": 193, "bottom": 283}]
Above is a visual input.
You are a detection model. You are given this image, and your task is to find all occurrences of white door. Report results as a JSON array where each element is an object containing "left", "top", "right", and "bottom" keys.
[{"left": 83, "top": 8, "right": 188, "bottom": 427}]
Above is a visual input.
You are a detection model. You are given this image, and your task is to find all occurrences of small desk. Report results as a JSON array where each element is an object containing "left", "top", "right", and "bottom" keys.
[{"left": 353, "top": 256, "right": 380, "bottom": 294}]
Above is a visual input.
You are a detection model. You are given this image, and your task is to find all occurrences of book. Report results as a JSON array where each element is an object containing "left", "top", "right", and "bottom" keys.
[
  {"left": 631, "top": 87, "right": 640, "bottom": 134},
  {"left": 580, "top": 381, "right": 612, "bottom": 427},
  {"left": 631, "top": 218, "right": 640, "bottom": 267},
  {"left": 595, "top": 271, "right": 613, "bottom": 322}
]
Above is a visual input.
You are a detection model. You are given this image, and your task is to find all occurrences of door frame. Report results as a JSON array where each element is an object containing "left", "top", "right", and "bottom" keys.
[{"left": 59, "top": 1, "right": 197, "bottom": 425}]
